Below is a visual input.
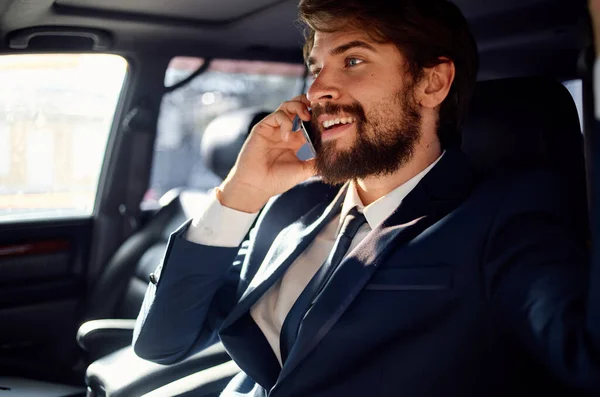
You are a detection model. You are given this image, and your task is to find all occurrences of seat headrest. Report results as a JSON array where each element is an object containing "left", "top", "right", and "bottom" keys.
[
  {"left": 462, "top": 77, "right": 588, "bottom": 239},
  {"left": 201, "top": 107, "right": 270, "bottom": 180},
  {"left": 461, "top": 77, "right": 583, "bottom": 176}
]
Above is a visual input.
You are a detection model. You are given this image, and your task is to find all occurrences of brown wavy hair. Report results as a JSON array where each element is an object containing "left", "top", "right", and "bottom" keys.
[{"left": 298, "top": 0, "right": 479, "bottom": 147}]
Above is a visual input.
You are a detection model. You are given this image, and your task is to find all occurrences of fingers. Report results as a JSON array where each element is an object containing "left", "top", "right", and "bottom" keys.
[
  {"left": 251, "top": 110, "right": 288, "bottom": 138},
  {"left": 273, "top": 110, "right": 295, "bottom": 142},
  {"left": 291, "top": 94, "right": 312, "bottom": 108},
  {"left": 254, "top": 96, "right": 312, "bottom": 144},
  {"left": 273, "top": 96, "right": 311, "bottom": 143},
  {"left": 277, "top": 96, "right": 311, "bottom": 121}
]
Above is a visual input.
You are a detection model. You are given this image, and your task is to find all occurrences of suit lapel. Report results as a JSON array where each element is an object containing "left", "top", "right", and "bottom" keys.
[
  {"left": 221, "top": 183, "right": 348, "bottom": 331},
  {"left": 276, "top": 148, "right": 476, "bottom": 384},
  {"left": 219, "top": 183, "right": 348, "bottom": 389}
]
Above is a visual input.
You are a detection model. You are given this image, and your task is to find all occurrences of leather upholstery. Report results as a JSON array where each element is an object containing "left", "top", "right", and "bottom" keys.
[
  {"left": 86, "top": 343, "right": 231, "bottom": 397},
  {"left": 81, "top": 107, "right": 267, "bottom": 397},
  {"left": 77, "top": 319, "right": 137, "bottom": 360},
  {"left": 85, "top": 107, "right": 269, "bottom": 322},
  {"left": 201, "top": 107, "right": 270, "bottom": 180},
  {"left": 139, "top": 361, "right": 240, "bottom": 397},
  {"left": 462, "top": 77, "right": 583, "bottom": 175},
  {"left": 85, "top": 192, "right": 187, "bottom": 320},
  {"left": 461, "top": 77, "right": 587, "bottom": 238}
]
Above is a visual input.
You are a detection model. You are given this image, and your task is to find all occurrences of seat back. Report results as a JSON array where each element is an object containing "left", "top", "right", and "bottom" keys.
[
  {"left": 462, "top": 77, "right": 584, "bottom": 176},
  {"left": 461, "top": 77, "right": 587, "bottom": 237},
  {"left": 201, "top": 107, "right": 270, "bottom": 180},
  {"left": 85, "top": 108, "right": 269, "bottom": 320}
]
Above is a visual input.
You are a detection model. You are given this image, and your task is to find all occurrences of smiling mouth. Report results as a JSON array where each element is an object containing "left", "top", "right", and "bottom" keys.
[{"left": 322, "top": 116, "right": 356, "bottom": 130}]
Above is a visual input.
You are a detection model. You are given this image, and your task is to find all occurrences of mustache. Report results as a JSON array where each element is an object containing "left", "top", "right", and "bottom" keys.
[{"left": 311, "top": 102, "right": 366, "bottom": 127}]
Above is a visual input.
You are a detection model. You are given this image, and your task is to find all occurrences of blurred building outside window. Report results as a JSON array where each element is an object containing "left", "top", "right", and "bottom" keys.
[
  {"left": 144, "top": 57, "right": 306, "bottom": 208},
  {"left": 0, "top": 54, "right": 128, "bottom": 223}
]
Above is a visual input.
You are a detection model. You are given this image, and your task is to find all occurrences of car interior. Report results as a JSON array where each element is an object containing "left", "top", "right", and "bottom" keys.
[{"left": 0, "top": 0, "right": 596, "bottom": 396}]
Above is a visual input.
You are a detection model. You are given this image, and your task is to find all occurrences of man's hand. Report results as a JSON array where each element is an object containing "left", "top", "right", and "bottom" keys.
[{"left": 218, "top": 95, "right": 316, "bottom": 213}]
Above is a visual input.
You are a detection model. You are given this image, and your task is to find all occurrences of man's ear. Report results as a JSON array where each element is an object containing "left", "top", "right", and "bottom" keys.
[{"left": 417, "top": 59, "right": 455, "bottom": 109}]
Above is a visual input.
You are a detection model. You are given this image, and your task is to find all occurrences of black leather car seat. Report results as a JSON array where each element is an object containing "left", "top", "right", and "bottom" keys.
[
  {"left": 460, "top": 77, "right": 587, "bottom": 396},
  {"left": 461, "top": 77, "right": 588, "bottom": 239},
  {"left": 83, "top": 77, "right": 587, "bottom": 397},
  {"left": 79, "top": 107, "right": 270, "bottom": 355}
]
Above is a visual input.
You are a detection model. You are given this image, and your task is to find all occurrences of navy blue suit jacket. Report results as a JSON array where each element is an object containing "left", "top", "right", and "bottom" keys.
[{"left": 133, "top": 149, "right": 600, "bottom": 396}]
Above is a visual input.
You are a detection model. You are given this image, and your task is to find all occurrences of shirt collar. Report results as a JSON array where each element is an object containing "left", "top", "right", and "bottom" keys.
[{"left": 339, "top": 151, "right": 445, "bottom": 230}]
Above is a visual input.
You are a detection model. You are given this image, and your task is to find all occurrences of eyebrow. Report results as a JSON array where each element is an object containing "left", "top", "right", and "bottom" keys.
[{"left": 307, "top": 40, "right": 377, "bottom": 68}]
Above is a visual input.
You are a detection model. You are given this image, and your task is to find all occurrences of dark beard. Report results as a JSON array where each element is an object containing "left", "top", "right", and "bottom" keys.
[{"left": 311, "top": 85, "right": 422, "bottom": 185}]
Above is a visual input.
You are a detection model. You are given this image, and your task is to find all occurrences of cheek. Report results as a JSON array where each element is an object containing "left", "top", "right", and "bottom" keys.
[{"left": 348, "top": 76, "right": 398, "bottom": 105}]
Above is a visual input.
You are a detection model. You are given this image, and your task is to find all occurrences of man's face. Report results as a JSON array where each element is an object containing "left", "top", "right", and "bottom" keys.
[{"left": 306, "top": 28, "right": 422, "bottom": 185}]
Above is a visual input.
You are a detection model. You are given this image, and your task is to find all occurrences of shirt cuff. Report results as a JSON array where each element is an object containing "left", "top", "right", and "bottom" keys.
[
  {"left": 185, "top": 189, "right": 260, "bottom": 247},
  {"left": 595, "top": 58, "right": 600, "bottom": 120}
]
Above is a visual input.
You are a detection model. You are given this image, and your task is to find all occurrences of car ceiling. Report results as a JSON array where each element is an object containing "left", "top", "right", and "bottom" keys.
[{"left": 0, "top": 0, "right": 588, "bottom": 80}]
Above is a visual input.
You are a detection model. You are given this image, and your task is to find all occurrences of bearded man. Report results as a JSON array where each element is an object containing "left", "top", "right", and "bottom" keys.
[{"left": 133, "top": 0, "right": 600, "bottom": 395}]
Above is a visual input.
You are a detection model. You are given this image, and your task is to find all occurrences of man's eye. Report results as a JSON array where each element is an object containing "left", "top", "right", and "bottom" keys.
[{"left": 346, "top": 58, "right": 364, "bottom": 67}]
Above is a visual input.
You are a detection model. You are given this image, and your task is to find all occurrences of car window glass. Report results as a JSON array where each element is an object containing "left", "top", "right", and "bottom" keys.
[
  {"left": 164, "top": 57, "right": 206, "bottom": 87},
  {"left": 144, "top": 57, "right": 305, "bottom": 208},
  {"left": 0, "top": 54, "right": 128, "bottom": 223}
]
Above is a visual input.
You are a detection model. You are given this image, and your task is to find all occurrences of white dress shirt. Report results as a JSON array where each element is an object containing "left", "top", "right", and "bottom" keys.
[{"left": 186, "top": 153, "right": 443, "bottom": 365}]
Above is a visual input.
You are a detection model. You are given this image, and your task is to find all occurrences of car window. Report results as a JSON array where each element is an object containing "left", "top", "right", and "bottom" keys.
[
  {"left": 144, "top": 57, "right": 305, "bottom": 208},
  {"left": 0, "top": 54, "right": 128, "bottom": 223}
]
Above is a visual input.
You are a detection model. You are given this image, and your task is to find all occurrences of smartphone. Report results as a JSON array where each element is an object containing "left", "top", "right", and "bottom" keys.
[{"left": 297, "top": 113, "right": 317, "bottom": 158}]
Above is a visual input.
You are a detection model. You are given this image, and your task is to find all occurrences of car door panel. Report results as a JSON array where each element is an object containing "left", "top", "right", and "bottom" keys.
[{"left": 0, "top": 219, "right": 92, "bottom": 378}]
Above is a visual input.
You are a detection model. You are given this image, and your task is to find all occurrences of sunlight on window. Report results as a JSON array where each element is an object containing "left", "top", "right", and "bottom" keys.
[{"left": 0, "top": 54, "right": 128, "bottom": 222}]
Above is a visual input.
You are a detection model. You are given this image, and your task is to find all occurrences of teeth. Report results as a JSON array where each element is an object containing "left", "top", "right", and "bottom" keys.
[{"left": 322, "top": 117, "right": 354, "bottom": 129}]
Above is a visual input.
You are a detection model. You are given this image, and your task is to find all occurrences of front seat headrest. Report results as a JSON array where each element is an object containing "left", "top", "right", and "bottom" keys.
[
  {"left": 201, "top": 107, "right": 270, "bottom": 180},
  {"left": 461, "top": 77, "right": 583, "bottom": 177}
]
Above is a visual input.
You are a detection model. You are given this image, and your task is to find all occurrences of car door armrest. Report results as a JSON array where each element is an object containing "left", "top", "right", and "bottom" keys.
[
  {"left": 77, "top": 319, "right": 137, "bottom": 359},
  {"left": 86, "top": 342, "right": 230, "bottom": 397},
  {"left": 140, "top": 360, "right": 240, "bottom": 397}
]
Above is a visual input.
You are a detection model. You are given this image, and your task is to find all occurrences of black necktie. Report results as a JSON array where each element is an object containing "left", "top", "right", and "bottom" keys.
[{"left": 280, "top": 206, "right": 367, "bottom": 363}]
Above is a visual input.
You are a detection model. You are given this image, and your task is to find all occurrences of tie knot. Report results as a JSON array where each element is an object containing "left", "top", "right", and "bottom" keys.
[{"left": 340, "top": 207, "right": 367, "bottom": 239}]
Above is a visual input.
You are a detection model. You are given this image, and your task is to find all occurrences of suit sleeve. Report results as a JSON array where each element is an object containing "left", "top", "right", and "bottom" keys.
[
  {"left": 483, "top": 171, "right": 600, "bottom": 391},
  {"left": 132, "top": 193, "right": 260, "bottom": 365},
  {"left": 131, "top": 220, "right": 246, "bottom": 364}
]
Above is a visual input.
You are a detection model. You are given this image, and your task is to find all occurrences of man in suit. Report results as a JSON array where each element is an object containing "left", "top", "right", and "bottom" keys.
[{"left": 133, "top": 0, "right": 600, "bottom": 395}]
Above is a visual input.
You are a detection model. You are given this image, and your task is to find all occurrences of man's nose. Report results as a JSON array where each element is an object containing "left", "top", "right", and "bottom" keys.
[{"left": 307, "top": 69, "right": 341, "bottom": 105}]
